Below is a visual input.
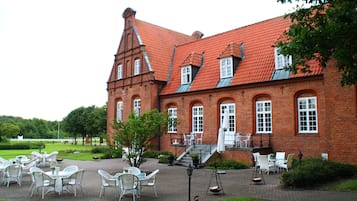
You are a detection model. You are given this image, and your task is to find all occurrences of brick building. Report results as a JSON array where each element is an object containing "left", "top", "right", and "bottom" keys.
[{"left": 107, "top": 8, "right": 357, "bottom": 165}]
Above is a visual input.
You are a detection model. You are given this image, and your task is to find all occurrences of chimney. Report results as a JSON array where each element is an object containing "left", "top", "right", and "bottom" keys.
[{"left": 191, "top": 31, "right": 204, "bottom": 40}]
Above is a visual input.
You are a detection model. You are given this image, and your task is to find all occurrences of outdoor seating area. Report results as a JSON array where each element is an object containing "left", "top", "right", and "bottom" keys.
[
  {"left": 1, "top": 153, "right": 84, "bottom": 199},
  {"left": 98, "top": 166, "right": 160, "bottom": 200},
  {"left": 253, "top": 151, "right": 295, "bottom": 175}
]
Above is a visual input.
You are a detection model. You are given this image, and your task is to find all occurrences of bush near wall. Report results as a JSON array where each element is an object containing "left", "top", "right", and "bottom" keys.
[
  {"left": 0, "top": 142, "right": 45, "bottom": 150},
  {"left": 281, "top": 158, "right": 357, "bottom": 188}
]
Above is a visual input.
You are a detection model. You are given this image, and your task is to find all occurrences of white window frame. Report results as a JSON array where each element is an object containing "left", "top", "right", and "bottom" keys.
[
  {"left": 134, "top": 59, "right": 140, "bottom": 76},
  {"left": 220, "top": 57, "right": 233, "bottom": 78},
  {"left": 298, "top": 96, "right": 318, "bottom": 133},
  {"left": 168, "top": 108, "right": 177, "bottom": 133},
  {"left": 220, "top": 104, "right": 236, "bottom": 133},
  {"left": 116, "top": 101, "right": 123, "bottom": 122},
  {"left": 256, "top": 100, "right": 272, "bottom": 133},
  {"left": 117, "top": 64, "right": 123, "bottom": 79},
  {"left": 181, "top": 65, "right": 192, "bottom": 84},
  {"left": 192, "top": 106, "right": 203, "bottom": 133},
  {"left": 274, "top": 47, "right": 292, "bottom": 70},
  {"left": 133, "top": 98, "right": 141, "bottom": 116}
]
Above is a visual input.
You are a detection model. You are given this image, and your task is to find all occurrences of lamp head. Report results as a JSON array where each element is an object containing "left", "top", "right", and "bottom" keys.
[{"left": 186, "top": 163, "right": 193, "bottom": 176}]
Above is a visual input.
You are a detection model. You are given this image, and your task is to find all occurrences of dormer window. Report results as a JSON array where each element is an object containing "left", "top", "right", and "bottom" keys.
[
  {"left": 220, "top": 57, "right": 233, "bottom": 78},
  {"left": 274, "top": 47, "right": 292, "bottom": 69},
  {"left": 134, "top": 59, "right": 140, "bottom": 75},
  {"left": 181, "top": 65, "right": 192, "bottom": 84},
  {"left": 117, "top": 64, "right": 123, "bottom": 79}
]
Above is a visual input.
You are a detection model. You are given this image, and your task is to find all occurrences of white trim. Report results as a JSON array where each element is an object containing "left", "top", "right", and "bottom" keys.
[
  {"left": 116, "top": 101, "right": 123, "bottom": 122},
  {"left": 117, "top": 64, "right": 123, "bottom": 79},
  {"left": 274, "top": 47, "right": 292, "bottom": 70},
  {"left": 192, "top": 106, "right": 203, "bottom": 133},
  {"left": 134, "top": 59, "right": 140, "bottom": 75},
  {"left": 256, "top": 100, "right": 272, "bottom": 133},
  {"left": 220, "top": 57, "right": 233, "bottom": 78},
  {"left": 181, "top": 65, "right": 192, "bottom": 84},
  {"left": 168, "top": 108, "right": 177, "bottom": 133},
  {"left": 298, "top": 96, "right": 318, "bottom": 133}
]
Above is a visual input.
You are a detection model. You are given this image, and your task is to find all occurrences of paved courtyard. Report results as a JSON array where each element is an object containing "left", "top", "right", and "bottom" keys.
[{"left": 1, "top": 158, "right": 356, "bottom": 201}]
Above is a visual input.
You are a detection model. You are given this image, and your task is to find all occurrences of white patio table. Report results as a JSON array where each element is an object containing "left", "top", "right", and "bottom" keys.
[{"left": 45, "top": 168, "right": 72, "bottom": 194}]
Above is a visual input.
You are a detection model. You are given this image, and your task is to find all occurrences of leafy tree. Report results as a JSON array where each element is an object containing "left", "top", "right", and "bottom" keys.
[
  {"left": 277, "top": 0, "right": 357, "bottom": 85},
  {"left": 0, "top": 122, "right": 21, "bottom": 140},
  {"left": 62, "top": 105, "right": 107, "bottom": 144},
  {"left": 112, "top": 109, "right": 169, "bottom": 167}
]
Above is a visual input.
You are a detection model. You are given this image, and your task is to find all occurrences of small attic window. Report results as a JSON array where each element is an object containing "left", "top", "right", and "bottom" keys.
[
  {"left": 220, "top": 57, "right": 233, "bottom": 79},
  {"left": 274, "top": 47, "right": 292, "bottom": 70},
  {"left": 181, "top": 65, "right": 192, "bottom": 84}
]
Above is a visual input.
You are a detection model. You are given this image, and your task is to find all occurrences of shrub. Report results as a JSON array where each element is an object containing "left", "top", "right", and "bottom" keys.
[
  {"left": 143, "top": 150, "right": 172, "bottom": 158},
  {"left": 207, "top": 159, "right": 249, "bottom": 170},
  {"left": 0, "top": 142, "right": 45, "bottom": 150},
  {"left": 91, "top": 146, "right": 110, "bottom": 153},
  {"left": 281, "top": 158, "right": 357, "bottom": 188}
]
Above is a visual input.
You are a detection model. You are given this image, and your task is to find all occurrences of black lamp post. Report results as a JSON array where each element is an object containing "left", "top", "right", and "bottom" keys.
[
  {"left": 186, "top": 163, "right": 194, "bottom": 201},
  {"left": 298, "top": 150, "right": 303, "bottom": 164}
]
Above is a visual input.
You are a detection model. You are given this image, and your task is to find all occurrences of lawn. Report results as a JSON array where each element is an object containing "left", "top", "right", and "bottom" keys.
[{"left": 0, "top": 142, "right": 104, "bottom": 160}]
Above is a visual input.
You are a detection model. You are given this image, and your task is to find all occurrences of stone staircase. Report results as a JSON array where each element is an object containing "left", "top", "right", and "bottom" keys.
[{"left": 176, "top": 144, "right": 217, "bottom": 167}]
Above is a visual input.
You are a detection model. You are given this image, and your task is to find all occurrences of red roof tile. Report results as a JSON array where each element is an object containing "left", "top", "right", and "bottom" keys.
[
  {"left": 134, "top": 20, "right": 196, "bottom": 81},
  {"left": 181, "top": 52, "right": 202, "bottom": 67},
  {"left": 160, "top": 16, "right": 324, "bottom": 95}
]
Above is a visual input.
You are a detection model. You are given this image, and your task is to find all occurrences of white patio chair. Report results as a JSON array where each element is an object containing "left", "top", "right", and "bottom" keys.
[
  {"left": 29, "top": 167, "right": 42, "bottom": 195},
  {"left": 258, "top": 155, "right": 276, "bottom": 175},
  {"left": 97, "top": 169, "right": 119, "bottom": 198},
  {"left": 4, "top": 164, "right": 22, "bottom": 187},
  {"left": 45, "top": 151, "right": 58, "bottom": 165},
  {"left": 242, "top": 134, "right": 251, "bottom": 147},
  {"left": 62, "top": 169, "right": 85, "bottom": 196},
  {"left": 279, "top": 153, "right": 294, "bottom": 172},
  {"left": 275, "top": 152, "right": 286, "bottom": 171},
  {"left": 235, "top": 133, "right": 243, "bottom": 147},
  {"left": 118, "top": 173, "right": 139, "bottom": 201},
  {"left": 127, "top": 166, "right": 141, "bottom": 175},
  {"left": 252, "top": 152, "right": 260, "bottom": 172},
  {"left": 195, "top": 133, "right": 203, "bottom": 144},
  {"left": 62, "top": 165, "right": 79, "bottom": 174},
  {"left": 140, "top": 169, "right": 159, "bottom": 197},
  {"left": 31, "top": 171, "right": 56, "bottom": 199},
  {"left": 21, "top": 160, "right": 37, "bottom": 175}
]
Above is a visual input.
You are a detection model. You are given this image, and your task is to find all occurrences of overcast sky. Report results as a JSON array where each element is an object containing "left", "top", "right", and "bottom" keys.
[{"left": 0, "top": 0, "right": 299, "bottom": 121}]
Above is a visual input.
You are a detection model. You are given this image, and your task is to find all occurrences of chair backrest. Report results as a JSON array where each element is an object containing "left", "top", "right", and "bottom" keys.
[
  {"left": 275, "top": 152, "right": 285, "bottom": 160},
  {"left": 119, "top": 173, "right": 139, "bottom": 191},
  {"left": 143, "top": 169, "right": 159, "bottom": 184},
  {"left": 63, "top": 165, "right": 79, "bottom": 173},
  {"left": 33, "top": 171, "right": 54, "bottom": 187},
  {"left": 286, "top": 154, "right": 295, "bottom": 168},
  {"left": 257, "top": 155, "right": 269, "bottom": 168},
  {"left": 127, "top": 167, "right": 141, "bottom": 175},
  {"left": 98, "top": 169, "right": 116, "bottom": 186},
  {"left": 6, "top": 164, "right": 22, "bottom": 177},
  {"left": 252, "top": 152, "right": 260, "bottom": 163},
  {"left": 245, "top": 134, "right": 251, "bottom": 140}
]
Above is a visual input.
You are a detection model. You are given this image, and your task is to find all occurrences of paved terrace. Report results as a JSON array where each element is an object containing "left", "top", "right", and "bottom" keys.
[{"left": 1, "top": 158, "right": 356, "bottom": 201}]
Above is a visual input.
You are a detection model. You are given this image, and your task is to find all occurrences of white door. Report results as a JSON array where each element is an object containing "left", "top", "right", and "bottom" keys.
[{"left": 220, "top": 104, "right": 236, "bottom": 145}]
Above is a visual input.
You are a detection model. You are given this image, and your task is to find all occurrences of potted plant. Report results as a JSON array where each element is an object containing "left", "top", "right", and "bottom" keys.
[
  {"left": 168, "top": 153, "right": 175, "bottom": 166},
  {"left": 190, "top": 153, "right": 200, "bottom": 168}
]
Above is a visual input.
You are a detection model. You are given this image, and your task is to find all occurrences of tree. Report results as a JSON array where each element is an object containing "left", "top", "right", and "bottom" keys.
[
  {"left": 0, "top": 122, "right": 21, "bottom": 141},
  {"left": 112, "top": 109, "right": 169, "bottom": 167},
  {"left": 62, "top": 105, "right": 107, "bottom": 144},
  {"left": 277, "top": 0, "right": 357, "bottom": 85}
]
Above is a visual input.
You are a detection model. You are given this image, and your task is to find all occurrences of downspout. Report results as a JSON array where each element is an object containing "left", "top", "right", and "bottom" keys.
[{"left": 157, "top": 45, "right": 177, "bottom": 151}]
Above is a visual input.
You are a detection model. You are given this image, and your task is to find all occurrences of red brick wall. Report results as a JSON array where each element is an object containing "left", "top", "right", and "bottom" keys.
[{"left": 159, "top": 71, "right": 357, "bottom": 164}]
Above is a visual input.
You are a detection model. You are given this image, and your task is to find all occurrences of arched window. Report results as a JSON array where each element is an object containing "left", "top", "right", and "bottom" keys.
[
  {"left": 167, "top": 106, "right": 177, "bottom": 133},
  {"left": 192, "top": 104, "right": 203, "bottom": 133},
  {"left": 254, "top": 96, "right": 272, "bottom": 134},
  {"left": 116, "top": 101, "right": 123, "bottom": 122},
  {"left": 296, "top": 91, "right": 318, "bottom": 134}
]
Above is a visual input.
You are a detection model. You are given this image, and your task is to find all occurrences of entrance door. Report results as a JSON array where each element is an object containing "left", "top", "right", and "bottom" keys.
[{"left": 220, "top": 104, "right": 236, "bottom": 145}]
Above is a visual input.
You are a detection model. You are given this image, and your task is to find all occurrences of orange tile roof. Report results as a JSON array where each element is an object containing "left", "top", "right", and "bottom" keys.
[
  {"left": 134, "top": 20, "right": 196, "bottom": 81},
  {"left": 181, "top": 52, "right": 202, "bottom": 67},
  {"left": 160, "top": 16, "right": 324, "bottom": 95}
]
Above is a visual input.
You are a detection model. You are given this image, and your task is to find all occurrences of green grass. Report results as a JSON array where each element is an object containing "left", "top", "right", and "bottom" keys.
[
  {"left": 221, "top": 197, "right": 268, "bottom": 201},
  {"left": 325, "top": 179, "right": 357, "bottom": 192},
  {"left": 0, "top": 142, "right": 104, "bottom": 160}
]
